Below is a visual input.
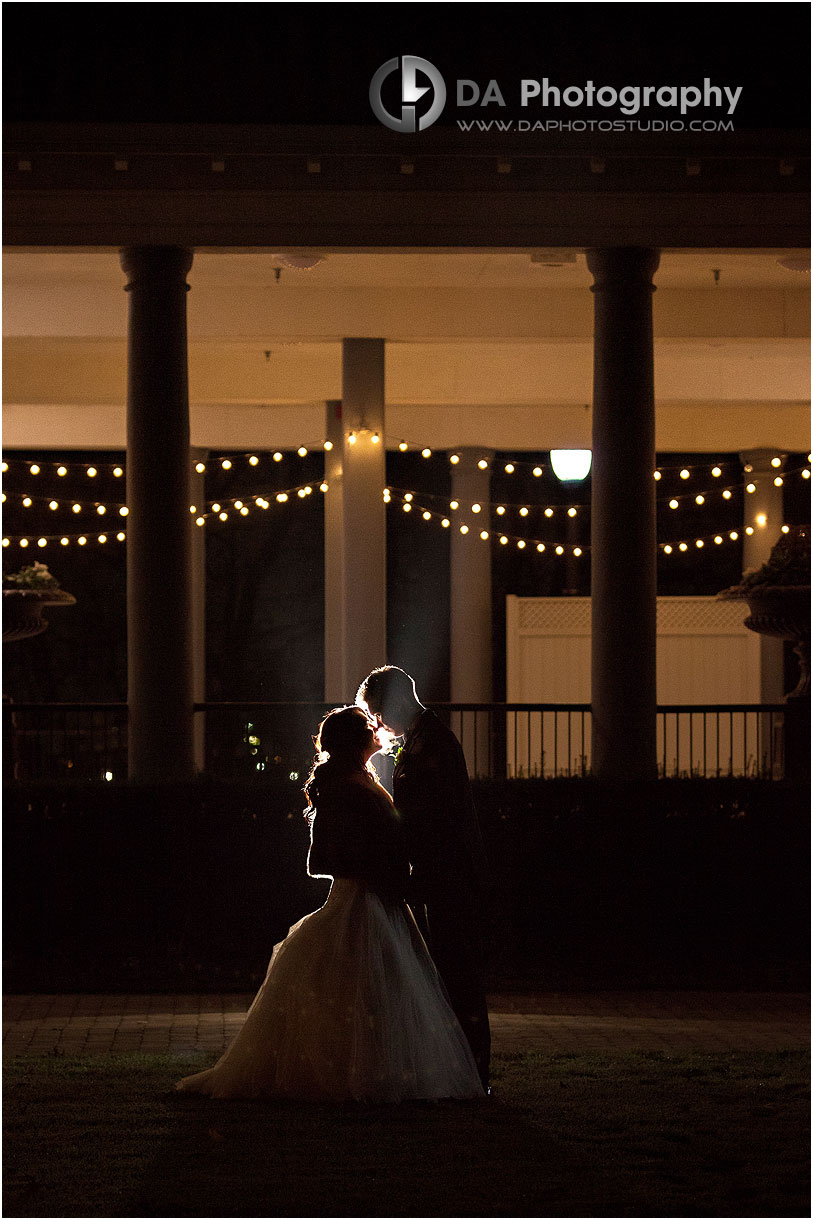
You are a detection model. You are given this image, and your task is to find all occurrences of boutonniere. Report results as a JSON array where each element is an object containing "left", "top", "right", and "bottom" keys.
[{"left": 393, "top": 745, "right": 405, "bottom": 767}]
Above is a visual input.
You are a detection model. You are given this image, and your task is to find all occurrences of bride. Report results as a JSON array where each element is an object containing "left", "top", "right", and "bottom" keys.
[{"left": 177, "top": 705, "right": 484, "bottom": 1103}]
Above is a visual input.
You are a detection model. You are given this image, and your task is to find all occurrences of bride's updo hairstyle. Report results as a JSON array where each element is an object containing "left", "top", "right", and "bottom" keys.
[{"left": 304, "top": 705, "right": 377, "bottom": 813}]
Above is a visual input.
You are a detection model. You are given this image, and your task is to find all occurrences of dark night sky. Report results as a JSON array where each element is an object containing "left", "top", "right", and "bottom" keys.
[{"left": 3, "top": 3, "right": 809, "bottom": 128}]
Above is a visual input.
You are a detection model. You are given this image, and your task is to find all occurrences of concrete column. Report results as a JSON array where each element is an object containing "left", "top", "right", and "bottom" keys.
[
  {"left": 323, "top": 340, "right": 387, "bottom": 701},
  {"left": 587, "top": 247, "right": 660, "bottom": 781},
  {"left": 741, "top": 449, "right": 785, "bottom": 702},
  {"left": 450, "top": 449, "right": 493, "bottom": 776},
  {"left": 190, "top": 447, "right": 208, "bottom": 770},
  {"left": 120, "top": 245, "right": 195, "bottom": 782}
]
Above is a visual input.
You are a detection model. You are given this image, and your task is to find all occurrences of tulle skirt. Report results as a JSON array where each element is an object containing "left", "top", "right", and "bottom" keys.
[{"left": 176, "top": 879, "right": 484, "bottom": 1103}]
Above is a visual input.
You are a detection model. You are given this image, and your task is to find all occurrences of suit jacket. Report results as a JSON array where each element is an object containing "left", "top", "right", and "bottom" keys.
[
  {"left": 392, "top": 709, "right": 490, "bottom": 907},
  {"left": 307, "top": 773, "right": 410, "bottom": 904}
]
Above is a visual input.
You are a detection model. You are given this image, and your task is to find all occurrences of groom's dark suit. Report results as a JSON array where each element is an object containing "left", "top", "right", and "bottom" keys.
[{"left": 392, "top": 708, "right": 491, "bottom": 1086}]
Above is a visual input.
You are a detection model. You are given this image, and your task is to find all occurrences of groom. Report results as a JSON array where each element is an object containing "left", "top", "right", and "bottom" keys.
[{"left": 356, "top": 665, "right": 491, "bottom": 1089}]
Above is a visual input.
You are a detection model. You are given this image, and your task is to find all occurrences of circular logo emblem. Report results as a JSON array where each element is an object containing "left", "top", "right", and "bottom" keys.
[{"left": 369, "top": 56, "right": 446, "bottom": 133}]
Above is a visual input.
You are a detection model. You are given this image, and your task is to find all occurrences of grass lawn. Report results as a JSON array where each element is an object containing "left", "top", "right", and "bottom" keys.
[{"left": 3, "top": 1049, "right": 809, "bottom": 1218}]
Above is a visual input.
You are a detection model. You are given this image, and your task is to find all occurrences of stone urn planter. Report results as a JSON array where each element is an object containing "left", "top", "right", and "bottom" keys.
[
  {"left": 2, "top": 563, "right": 76, "bottom": 642},
  {"left": 718, "top": 526, "right": 810, "bottom": 778},
  {"left": 741, "top": 585, "right": 810, "bottom": 698}
]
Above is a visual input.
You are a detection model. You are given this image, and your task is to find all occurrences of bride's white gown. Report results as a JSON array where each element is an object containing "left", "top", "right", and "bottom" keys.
[{"left": 176, "top": 878, "right": 484, "bottom": 1103}]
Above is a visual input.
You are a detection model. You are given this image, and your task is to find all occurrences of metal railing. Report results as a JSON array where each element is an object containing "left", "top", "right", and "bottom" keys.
[{"left": 3, "top": 700, "right": 789, "bottom": 782}]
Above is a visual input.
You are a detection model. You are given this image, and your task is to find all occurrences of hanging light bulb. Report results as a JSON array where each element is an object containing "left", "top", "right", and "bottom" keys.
[
  {"left": 348, "top": 432, "right": 357, "bottom": 445},
  {"left": 113, "top": 466, "right": 124, "bottom": 478},
  {"left": 323, "top": 440, "right": 333, "bottom": 451},
  {"left": 87, "top": 467, "right": 97, "bottom": 478},
  {"left": 422, "top": 448, "right": 432, "bottom": 459},
  {"left": 478, "top": 458, "right": 489, "bottom": 470},
  {"left": 273, "top": 452, "right": 283, "bottom": 462},
  {"left": 449, "top": 454, "right": 460, "bottom": 465},
  {"left": 711, "top": 466, "right": 722, "bottom": 478},
  {"left": 679, "top": 469, "right": 690, "bottom": 480},
  {"left": 399, "top": 442, "right": 408, "bottom": 452},
  {"left": 221, "top": 459, "right": 232, "bottom": 470},
  {"left": 298, "top": 447, "right": 308, "bottom": 457},
  {"left": 533, "top": 466, "right": 543, "bottom": 477}
]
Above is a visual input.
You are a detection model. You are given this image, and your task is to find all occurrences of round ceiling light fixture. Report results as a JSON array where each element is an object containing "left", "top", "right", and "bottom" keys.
[
  {"left": 776, "top": 255, "right": 811, "bottom": 273},
  {"left": 273, "top": 253, "right": 325, "bottom": 271}
]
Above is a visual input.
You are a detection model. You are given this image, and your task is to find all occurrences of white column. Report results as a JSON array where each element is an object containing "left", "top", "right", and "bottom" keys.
[
  {"left": 190, "top": 447, "right": 207, "bottom": 771},
  {"left": 450, "top": 449, "right": 493, "bottom": 703},
  {"left": 323, "top": 341, "right": 387, "bottom": 702},
  {"left": 588, "top": 247, "right": 660, "bottom": 782},
  {"left": 741, "top": 449, "right": 785, "bottom": 702},
  {"left": 450, "top": 449, "right": 493, "bottom": 777},
  {"left": 121, "top": 245, "right": 195, "bottom": 783}
]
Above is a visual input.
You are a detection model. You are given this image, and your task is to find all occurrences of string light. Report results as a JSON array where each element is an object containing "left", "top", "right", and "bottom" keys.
[
  {"left": 653, "top": 470, "right": 662, "bottom": 480},
  {"left": 755, "top": 513, "right": 768, "bottom": 527},
  {"left": 478, "top": 459, "right": 489, "bottom": 470},
  {"left": 248, "top": 455, "right": 259, "bottom": 466},
  {"left": 471, "top": 503, "right": 481, "bottom": 513},
  {"left": 504, "top": 463, "right": 515, "bottom": 473},
  {"left": 519, "top": 507, "right": 529, "bottom": 517},
  {"left": 421, "top": 448, "right": 432, "bottom": 458},
  {"left": 57, "top": 466, "right": 67, "bottom": 476},
  {"left": 711, "top": 467, "right": 722, "bottom": 477},
  {"left": 746, "top": 482, "right": 756, "bottom": 494},
  {"left": 459, "top": 524, "right": 468, "bottom": 534},
  {"left": 771, "top": 457, "right": 782, "bottom": 468},
  {"left": 555, "top": 545, "right": 564, "bottom": 555},
  {"left": 297, "top": 447, "right": 308, "bottom": 457},
  {"left": 669, "top": 499, "right": 679, "bottom": 510},
  {"left": 371, "top": 433, "right": 381, "bottom": 445},
  {"left": 544, "top": 508, "right": 553, "bottom": 518},
  {"left": 450, "top": 454, "right": 460, "bottom": 465},
  {"left": 348, "top": 432, "right": 357, "bottom": 445},
  {"left": 567, "top": 507, "right": 577, "bottom": 518},
  {"left": 774, "top": 476, "right": 783, "bottom": 486},
  {"left": 533, "top": 467, "right": 543, "bottom": 477},
  {"left": 480, "top": 530, "right": 489, "bottom": 540},
  {"left": 441, "top": 518, "right": 450, "bottom": 528},
  {"left": 195, "top": 462, "right": 206, "bottom": 473},
  {"left": 323, "top": 440, "right": 333, "bottom": 451},
  {"left": 399, "top": 442, "right": 408, "bottom": 452},
  {"left": 221, "top": 459, "right": 232, "bottom": 470},
  {"left": 273, "top": 452, "right": 283, "bottom": 462},
  {"left": 87, "top": 467, "right": 97, "bottom": 478},
  {"left": 113, "top": 467, "right": 123, "bottom": 478},
  {"left": 29, "top": 464, "right": 40, "bottom": 475},
  {"left": 679, "top": 469, "right": 690, "bottom": 480}
]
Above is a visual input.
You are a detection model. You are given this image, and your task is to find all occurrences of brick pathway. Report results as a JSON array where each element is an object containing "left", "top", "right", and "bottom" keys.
[{"left": 3, "top": 992, "right": 808, "bottom": 1057}]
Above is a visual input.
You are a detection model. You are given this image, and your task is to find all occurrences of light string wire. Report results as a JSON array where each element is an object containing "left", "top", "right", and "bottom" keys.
[{"left": 3, "top": 449, "right": 808, "bottom": 551}]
